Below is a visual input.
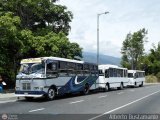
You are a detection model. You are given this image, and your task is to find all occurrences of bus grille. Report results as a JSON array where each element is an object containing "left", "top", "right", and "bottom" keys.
[{"left": 22, "top": 83, "right": 31, "bottom": 90}]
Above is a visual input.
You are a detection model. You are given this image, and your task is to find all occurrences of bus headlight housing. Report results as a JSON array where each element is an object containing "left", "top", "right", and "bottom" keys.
[{"left": 34, "top": 86, "right": 44, "bottom": 91}]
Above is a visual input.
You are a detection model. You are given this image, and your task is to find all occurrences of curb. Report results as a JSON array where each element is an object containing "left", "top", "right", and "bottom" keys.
[
  {"left": 0, "top": 96, "right": 17, "bottom": 101},
  {"left": 0, "top": 93, "right": 16, "bottom": 101}
]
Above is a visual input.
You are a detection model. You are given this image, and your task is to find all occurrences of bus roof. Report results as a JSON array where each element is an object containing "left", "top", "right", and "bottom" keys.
[
  {"left": 99, "top": 64, "right": 127, "bottom": 70},
  {"left": 21, "top": 57, "right": 84, "bottom": 64},
  {"left": 128, "top": 70, "right": 145, "bottom": 73},
  {"left": 42, "top": 57, "right": 84, "bottom": 64},
  {"left": 21, "top": 58, "right": 42, "bottom": 64}
]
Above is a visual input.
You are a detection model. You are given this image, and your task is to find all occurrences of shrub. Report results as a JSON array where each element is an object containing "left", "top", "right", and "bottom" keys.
[
  {"left": 145, "top": 75, "right": 158, "bottom": 83},
  {"left": 156, "top": 72, "right": 160, "bottom": 82}
]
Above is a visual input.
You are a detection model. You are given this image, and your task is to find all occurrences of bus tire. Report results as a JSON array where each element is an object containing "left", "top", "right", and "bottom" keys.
[
  {"left": 139, "top": 81, "right": 143, "bottom": 87},
  {"left": 134, "top": 82, "right": 137, "bottom": 88},
  {"left": 118, "top": 83, "right": 123, "bottom": 90},
  {"left": 47, "top": 87, "right": 56, "bottom": 100},
  {"left": 82, "top": 84, "right": 89, "bottom": 95},
  {"left": 103, "top": 84, "right": 109, "bottom": 92}
]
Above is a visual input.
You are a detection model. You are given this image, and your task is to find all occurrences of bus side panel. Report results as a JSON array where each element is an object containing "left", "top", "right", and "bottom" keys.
[{"left": 58, "top": 75, "right": 98, "bottom": 95}]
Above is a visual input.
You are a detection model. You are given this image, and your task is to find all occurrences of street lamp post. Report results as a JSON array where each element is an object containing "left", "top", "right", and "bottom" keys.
[{"left": 97, "top": 11, "right": 109, "bottom": 66}]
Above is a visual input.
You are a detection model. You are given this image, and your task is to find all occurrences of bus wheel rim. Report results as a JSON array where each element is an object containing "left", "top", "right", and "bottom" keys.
[{"left": 48, "top": 89, "right": 55, "bottom": 99}]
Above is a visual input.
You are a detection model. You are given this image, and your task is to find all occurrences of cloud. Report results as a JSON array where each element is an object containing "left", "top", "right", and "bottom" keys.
[{"left": 58, "top": 0, "right": 160, "bottom": 57}]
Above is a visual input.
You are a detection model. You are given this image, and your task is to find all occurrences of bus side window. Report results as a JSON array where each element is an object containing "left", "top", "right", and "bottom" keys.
[
  {"left": 134, "top": 73, "right": 137, "bottom": 79},
  {"left": 47, "top": 63, "right": 57, "bottom": 71},
  {"left": 46, "top": 63, "right": 58, "bottom": 77},
  {"left": 105, "top": 70, "right": 109, "bottom": 78}
]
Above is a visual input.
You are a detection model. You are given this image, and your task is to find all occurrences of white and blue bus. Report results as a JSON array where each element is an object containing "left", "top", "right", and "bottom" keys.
[
  {"left": 97, "top": 64, "right": 129, "bottom": 91},
  {"left": 128, "top": 70, "right": 145, "bottom": 87},
  {"left": 15, "top": 57, "right": 98, "bottom": 100}
]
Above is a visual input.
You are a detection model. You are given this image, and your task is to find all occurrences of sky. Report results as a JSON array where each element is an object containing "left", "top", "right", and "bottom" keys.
[{"left": 58, "top": 0, "right": 160, "bottom": 58}]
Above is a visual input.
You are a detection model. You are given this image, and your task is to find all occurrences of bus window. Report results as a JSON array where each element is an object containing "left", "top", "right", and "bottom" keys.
[
  {"left": 134, "top": 73, "right": 137, "bottom": 79},
  {"left": 117, "top": 69, "right": 120, "bottom": 77},
  {"left": 128, "top": 73, "right": 133, "bottom": 78},
  {"left": 46, "top": 62, "right": 58, "bottom": 77},
  {"left": 109, "top": 68, "right": 113, "bottom": 77},
  {"left": 113, "top": 68, "right": 117, "bottom": 77},
  {"left": 77, "top": 64, "right": 83, "bottom": 70},
  {"left": 105, "top": 70, "right": 109, "bottom": 78},
  {"left": 84, "top": 64, "right": 89, "bottom": 70}
]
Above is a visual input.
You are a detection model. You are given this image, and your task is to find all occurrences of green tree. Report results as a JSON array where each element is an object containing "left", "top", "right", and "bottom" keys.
[
  {"left": 121, "top": 55, "right": 130, "bottom": 69},
  {"left": 121, "top": 28, "right": 147, "bottom": 70},
  {"left": 0, "top": 0, "right": 73, "bottom": 35},
  {"left": 0, "top": 12, "right": 23, "bottom": 80},
  {"left": 146, "top": 43, "right": 160, "bottom": 75},
  {"left": 0, "top": 0, "right": 82, "bottom": 60},
  {"left": 0, "top": 0, "right": 82, "bottom": 86},
  {"left": 29, "top": 32, "right": 82, "bottom": 59}
]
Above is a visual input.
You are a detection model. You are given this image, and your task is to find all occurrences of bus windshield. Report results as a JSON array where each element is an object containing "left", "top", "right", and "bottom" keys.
[
  {"left": 19, "top": 63, "right": 45, "bottom": 74},
  {"left": 128, "top": 73, "right": 133, "bottom": 78}
]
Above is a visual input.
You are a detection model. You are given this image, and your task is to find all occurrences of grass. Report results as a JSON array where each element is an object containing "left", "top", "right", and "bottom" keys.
[{"left": 145, "top": 75, "right": 159, "bottom": 83}]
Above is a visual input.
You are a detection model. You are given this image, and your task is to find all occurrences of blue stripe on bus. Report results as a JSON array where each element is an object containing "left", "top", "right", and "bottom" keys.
[{"left": 15, "top": 91, "right": 46, "bottom": 95}]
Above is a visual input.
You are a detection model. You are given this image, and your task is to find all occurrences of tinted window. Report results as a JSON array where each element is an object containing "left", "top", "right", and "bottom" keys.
[
  {"left": 128, "top": 73, "right": 133, "bottom": 78},
  {"left": 105, "top": 70, "right": 109, "bottom": 78}
]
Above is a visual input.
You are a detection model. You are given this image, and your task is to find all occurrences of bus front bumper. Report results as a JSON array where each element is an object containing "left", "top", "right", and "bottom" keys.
[{"left": 15, "top": 91, "right": 47, "bottom": 98}]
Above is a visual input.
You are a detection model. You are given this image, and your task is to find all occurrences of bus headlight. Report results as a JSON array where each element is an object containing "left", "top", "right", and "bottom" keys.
[{"left": 34, "top": 87, "right": 43, "bottom": 91}]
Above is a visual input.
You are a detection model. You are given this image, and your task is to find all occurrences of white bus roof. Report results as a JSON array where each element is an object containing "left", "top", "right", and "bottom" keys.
[
  {"left": 21, "top": 58, "right": 42, "bottom": 64},
  {"left": 128, "top": 70, "right": 145, "bottom": 73},
  {"left": 21, "top": 57, "right": 84, "bottom": 64},
  {"left": 99, "top": 64, "right": 127, "bottom": 70},
  {"left": 42, "top": 57, "right": 84, "bottom": 64}
]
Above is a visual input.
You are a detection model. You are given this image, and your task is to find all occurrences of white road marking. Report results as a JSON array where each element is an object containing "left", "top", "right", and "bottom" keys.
[
  {"left": 88, "top": 90, "right": 160, "bottom": 120},
  {"left": 98, "top": 95, "right": 107, "bottom": 98},
  {"left": 0, "top": 100, "right": 17, "bottom": 104},
  {"left": 29, "top": 108, "right": 45, "bottom": 113},
  {"left": 117, "top": 92, "right": 124, "bottom": 95},
  {"left": 69, "top": 100, "right": 84, "bottom": 104}
]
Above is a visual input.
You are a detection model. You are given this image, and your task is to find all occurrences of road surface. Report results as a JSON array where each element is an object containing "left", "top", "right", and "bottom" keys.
[{"left": 0, "top": 84, "right": 160, "bottom": 120}]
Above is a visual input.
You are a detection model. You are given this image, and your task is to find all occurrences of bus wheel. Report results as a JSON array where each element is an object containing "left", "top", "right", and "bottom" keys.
[
  {"left": 82, "top": 84, "right": 89, "bottom": 95},
  {"left": 103, "top": 84, "right": 109, "bottom": 92},
  {"left": 118, "top": 83, "right": 123, "bottom": 90},
  {"left": 25, "top": 97, "right": 33, "bottom": 101},
  {"left": 134, "top": 82, "right": 137, "bottom": 88},
  {"left": 47, "top": 87, "right": 56, "bottom": 100},
  {"left": 139, "top": 82, "right": 143, "bottom": 87}
]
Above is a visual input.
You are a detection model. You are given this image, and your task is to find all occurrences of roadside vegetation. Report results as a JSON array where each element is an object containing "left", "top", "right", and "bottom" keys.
[
  {"left": 0, "top": 0, "right": 82, "bottom": 88},
  {"left": 121, "top": 29, "right": 160, "bottom": 83},
  {"left": 145, "top": 75, "right": 158, "bottom": 83}
]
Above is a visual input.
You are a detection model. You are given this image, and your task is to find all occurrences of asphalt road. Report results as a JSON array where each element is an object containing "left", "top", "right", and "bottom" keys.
[{"left": 0, "top": 84, "right": 160, "bottom": 120}]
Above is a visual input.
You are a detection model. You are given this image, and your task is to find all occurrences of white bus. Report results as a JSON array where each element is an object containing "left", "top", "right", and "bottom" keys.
[
  {"left": 128, "top": 70, "right": 145, "bottom": 87},
  {"left": 15, "top": 57, "right": 98, "bottom": 100},
  {"left": 97, "top": 64, "right": 129, "bottom": 91}
]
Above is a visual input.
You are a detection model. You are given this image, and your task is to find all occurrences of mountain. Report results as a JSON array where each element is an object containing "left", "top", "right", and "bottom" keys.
[{"left": 82, "top": 52, "right": 121, "bottom": 66}]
